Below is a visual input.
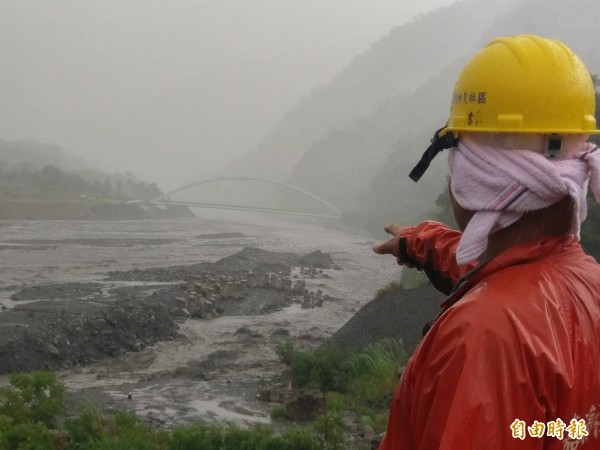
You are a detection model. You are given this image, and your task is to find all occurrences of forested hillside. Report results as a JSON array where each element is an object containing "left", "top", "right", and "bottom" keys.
[
  {"left": 0, "top": 140, "right": 161, "bottom": 202},
  {"left": 230, "top": 0, "right": 600, "bottom": 237},
  {"left": 229, "top": 0, "right": 520, "bottom": 180}
]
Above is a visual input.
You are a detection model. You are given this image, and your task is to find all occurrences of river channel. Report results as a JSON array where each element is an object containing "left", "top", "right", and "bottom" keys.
[{"left": 0, "top": 211, "right": 400, "bottom": 426}]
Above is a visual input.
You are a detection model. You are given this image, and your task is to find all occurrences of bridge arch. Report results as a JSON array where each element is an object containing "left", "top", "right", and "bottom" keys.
[{"left": 151, "top": 177, "right": 342, "bottom": 219}]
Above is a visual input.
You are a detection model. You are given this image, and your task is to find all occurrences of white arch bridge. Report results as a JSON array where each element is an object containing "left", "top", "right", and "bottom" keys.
[{"left": 130, "top": 177, "right": 342, "bottom": 219}]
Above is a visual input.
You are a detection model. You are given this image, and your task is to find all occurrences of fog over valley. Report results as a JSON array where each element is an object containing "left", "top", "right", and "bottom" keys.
[
  {"left": 4, "top": 0, "right": 600, "bottom": 229},
  {"left": 0, "top": 0, "right": 456, "bottom": 190}
]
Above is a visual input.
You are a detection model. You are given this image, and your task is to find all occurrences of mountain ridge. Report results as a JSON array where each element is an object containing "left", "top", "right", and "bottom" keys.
[{"left": 228, "top": 0, "right": 521, "bottom": 180}]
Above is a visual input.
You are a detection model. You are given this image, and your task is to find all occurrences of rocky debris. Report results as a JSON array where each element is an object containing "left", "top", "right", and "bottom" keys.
[
  {"left": 209, "top": 247, "right": 296, "bottom": 275},
  {"left": 298, "top": 250, "right": 334, "bottom": 269},
  {"left": 256, "top": 385, "right": 296, "bottom": 403},
  {"left": 298, "top": 267, "right": 330, "bottom": 279},
  {"left": 330, "top": 285, "right": 444, "bottom": 355},
  {"left": 361, "top": 424, "right": 376, "bottom": 442},
  {"left": 170, "top": 306, "right": 191, "bottom": 318},
  {"left": 235, "top": 326, "right": 263, "bottom": 339},
  {"left": 179, "top": 285, "right": 218, "bottom": 320},
  {"left": 300, "top": 289, "right": 324, "bottom": 309},
  {"left": 218, "top": 288, "right": 295, "bottom": 316},
  {"left": 291, "top": 280, "right": 306, "bottom": 294},
  {"left": 10, "top": 282, "right": 104, "bottom": 301},
  {"left": 106, "top": 264, "right": 208, "bottom": 283},
  {"left": 271, "top": 328, "right": 291, "bottom": 338},
  {"left": 257, "top": 385, "right": 325, "bottom": 422},
  {"left": 106, "top": 247, "right": 336, "bottom": 282},
  {"left": 284, "top": 390, "right": 326, "bottom": 422},
  {"left": 107, "top": 284, "right": 163, "bottom": 298},
  {"left": 167, "top": 265, "right": 332, "bottom": 318},
  {"left": 105, "top": 247, "right": 336, "bottom": 313},
  {"left": 0, "top": 295, "right": 178, "bottom": 374},
  {"left": 176, "top": 350, "right": 238, "bottom": 380},
  {"left": 298, "top": 334, "right": 323, "bottom": 342},
  {"left": 0, "top": 246, "right": 338, "bottom": 374},
  {"left": 372, "top": 433, "right": 386, "bottom": 449}
]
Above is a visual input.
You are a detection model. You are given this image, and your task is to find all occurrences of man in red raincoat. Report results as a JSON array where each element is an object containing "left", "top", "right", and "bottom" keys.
[{"left": 373, "top": 34, "right": 600, "bottom": 449}]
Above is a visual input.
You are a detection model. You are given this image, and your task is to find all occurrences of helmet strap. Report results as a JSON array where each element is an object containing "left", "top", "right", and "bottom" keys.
[{"left": 409, "top": 126, "right": 459, "bottom": 182}]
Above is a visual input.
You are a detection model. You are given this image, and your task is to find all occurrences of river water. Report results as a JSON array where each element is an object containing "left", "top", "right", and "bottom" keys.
[{"left": 0, "top": 210, "right": 400, "bottom": 426}]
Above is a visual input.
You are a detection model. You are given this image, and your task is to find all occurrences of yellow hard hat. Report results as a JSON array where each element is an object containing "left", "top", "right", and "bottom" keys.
[{"left": 442, "top": 34, "right": 599, "bottom": 135}]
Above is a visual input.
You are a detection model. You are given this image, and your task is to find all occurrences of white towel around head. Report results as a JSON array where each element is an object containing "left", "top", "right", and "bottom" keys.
[{"left": 448, "top": 137, "right": 600, "bottom": 265}]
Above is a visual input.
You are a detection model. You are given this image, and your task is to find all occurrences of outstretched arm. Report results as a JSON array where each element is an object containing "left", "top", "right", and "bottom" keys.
[{"left": 373, "top": 221, "right": 476, "bottom": 294}]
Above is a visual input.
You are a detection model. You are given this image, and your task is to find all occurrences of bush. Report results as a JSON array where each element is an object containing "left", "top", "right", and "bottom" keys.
[
  {"left": 168, "top": 423, "right": 327, "bottom": 450},
  {"left": 277, "top": 339, "right": 406, "bottom": 399},
  {"left": 374, "top": 280, "right": 404, "bottom": 299},
  {"left": 276, "top": 341, "right": 347, "bottom": 392},
  {"left": 0, "top": 371, "right": 350, "bottom": 450},
  {"left": 64, "top": 404, "right": 107, "bottom": 447},
  {"left": 168, "top": 424, "right": 224, "bottom": 450},
  {"left": 0, "top": 371, "right": 68, "bottom": 449},
  {"left": 270, "top": 405, "right": 288, "bottom": 420},
  {"left": 66, "top": 407, "right": 165, "bottom": 450},
  {"left": 0, "top": 371, "right": 65, "bottom": 427},
  {"left": 312, "top": 412, "right": 347, "bottom": 450},
  {"left": 345, "top": 339, "right": 406, "bottom": 405}
]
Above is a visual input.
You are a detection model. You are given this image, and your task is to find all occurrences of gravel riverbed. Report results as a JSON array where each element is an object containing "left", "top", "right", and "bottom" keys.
[{"left": 0, "top": 212, "right": 403, "bottom": 426}]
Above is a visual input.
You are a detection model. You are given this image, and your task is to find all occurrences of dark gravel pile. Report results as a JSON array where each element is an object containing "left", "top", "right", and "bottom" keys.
[
  {"left": 0, "top": 247, "right": 336, "bottom": 374},
  {"left": 105, "top": 264, "right": 210, "bottom": 282},
  {"left": 298, "top": 250, "right": 334, "bottom": 269},
  {"left": 11, "top": 282, "right": 104, "bottom": 301},
  {"left": 330, "top": 285, "right": 445, "bottom": 355},
  {"left": 106, "top": 247, "right": 335, "bottom": 281},
  {"left": 217, "top": 288, "right": 295, "bottom": 316},
  {"left": 0, "top": 296, "right": 177, "bottom": 374},
  {"left": 2, "top": 279, "right": 292, "bottom": 374}
]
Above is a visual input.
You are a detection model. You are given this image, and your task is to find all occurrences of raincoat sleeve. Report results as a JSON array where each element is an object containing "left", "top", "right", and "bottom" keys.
[
  {"left": 382, "top": 294, "right": 546, "bottom": 450},
  {"left": 398, "top": 221, "right": 476, "bottom": 294}
]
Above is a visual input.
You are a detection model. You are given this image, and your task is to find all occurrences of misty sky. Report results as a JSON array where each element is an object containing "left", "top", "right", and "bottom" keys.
[{"left": 1, "top": 0, "right": 457, "bottom": 189}]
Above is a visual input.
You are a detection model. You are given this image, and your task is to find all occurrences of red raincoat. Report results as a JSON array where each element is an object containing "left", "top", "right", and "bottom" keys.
[{"left": 379, "top": 221, "right": 600, "bottom": 450}]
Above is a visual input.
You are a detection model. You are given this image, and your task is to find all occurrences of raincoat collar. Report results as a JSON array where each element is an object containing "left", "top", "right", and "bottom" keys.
[{"left": 440, "top": 234, "right": 581, "bottom": 311}]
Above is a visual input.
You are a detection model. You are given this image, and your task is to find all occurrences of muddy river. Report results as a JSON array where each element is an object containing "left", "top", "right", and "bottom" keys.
[{"left": 0, "top": 211, "right": 400, "bottom": 426}]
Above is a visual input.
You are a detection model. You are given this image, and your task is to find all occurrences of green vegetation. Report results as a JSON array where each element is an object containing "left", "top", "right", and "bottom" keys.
[
  {"left": 269, "top": 405, "right": 288, "bottom": 421},
  {"left": 374, "top": 280, "right": 405, "bottom": 299},
  {"left": 0, "top": 164, "right": 161, "bottom": 203},
  {"left": 276, "top": 338, "right": 407, "bottom": 434},
  {"left": 375, "top": 270, "right": 431, "bottom": 294},
  {"left": 581, "top": 194, "right": 600, "bottom": 260},
  {"left": 0, "top": 372, "right": 348, "bottom": 450}
]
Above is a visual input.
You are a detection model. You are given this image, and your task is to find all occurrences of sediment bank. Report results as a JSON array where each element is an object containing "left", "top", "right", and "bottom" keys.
[
  {"left": 0, "top": 201, "right": 195, "bottom": 220},
  {"left": 0, "top": 247, "right": 336, "bottom": 374}
]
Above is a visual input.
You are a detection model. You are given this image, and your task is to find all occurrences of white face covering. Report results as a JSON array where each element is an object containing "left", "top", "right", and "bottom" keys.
[{"left": 448, "top": 134, "right": 600, "bottom": 265}]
